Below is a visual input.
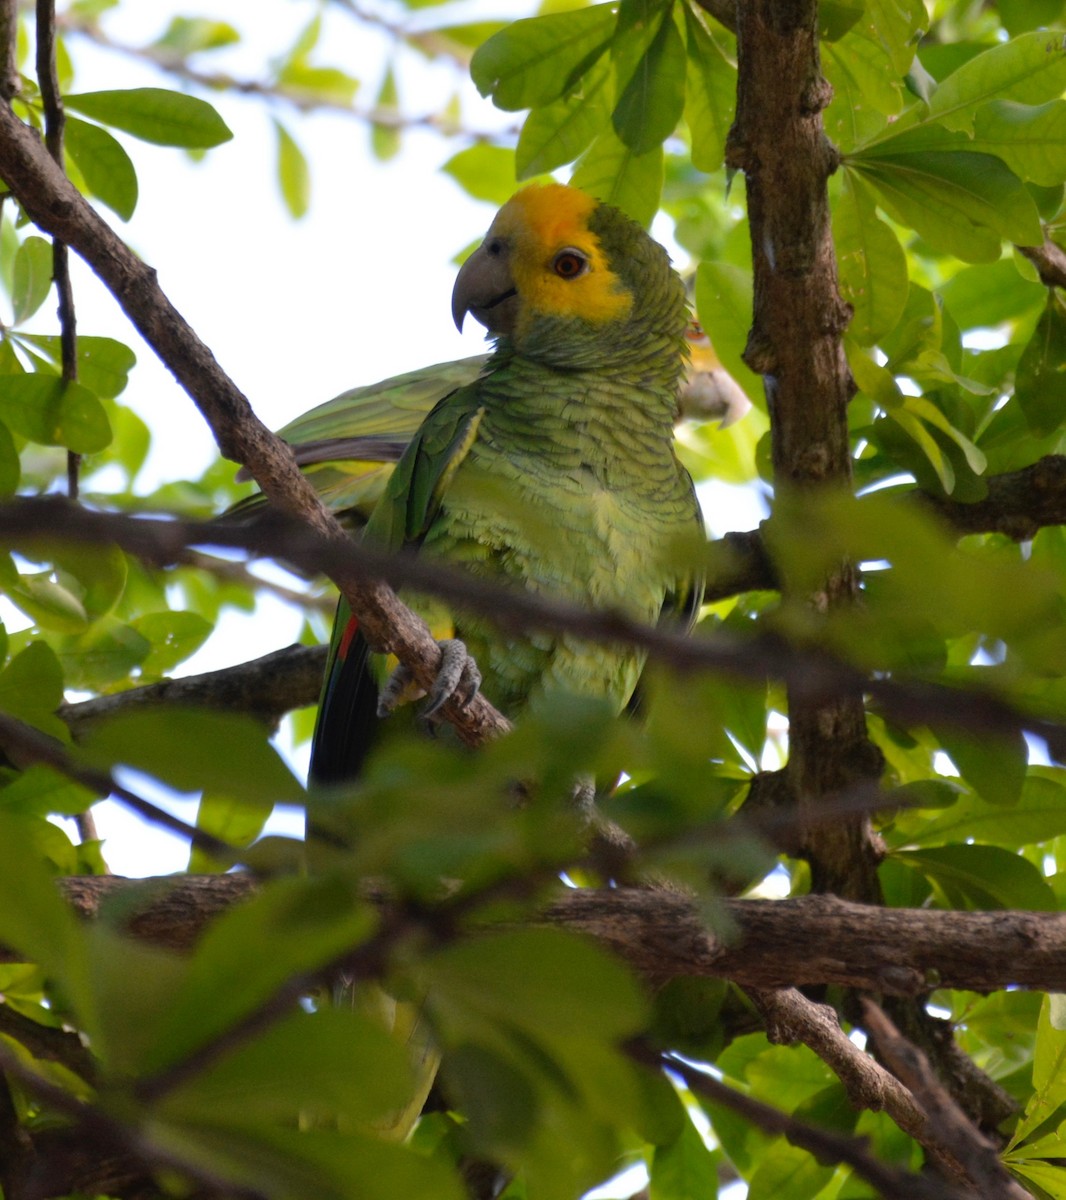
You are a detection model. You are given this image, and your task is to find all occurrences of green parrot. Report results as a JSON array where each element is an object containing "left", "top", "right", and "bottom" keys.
[
  {"left": 309, "top": 181, "right": 704, "bottom": 784},
  {"left": 233, "top": 297, "right": 747, "bottom": 532}
]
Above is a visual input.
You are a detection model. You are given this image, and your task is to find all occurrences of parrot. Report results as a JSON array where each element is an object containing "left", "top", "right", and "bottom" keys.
[
  {"left": 308, "top": 181, "right": 705, "bottom": 785},
  {"left": 232, "top": 299, "right": 748, "bottom": 531}
]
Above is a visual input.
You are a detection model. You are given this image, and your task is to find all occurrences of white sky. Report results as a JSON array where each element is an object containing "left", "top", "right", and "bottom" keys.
[{"left": 40, "top": 0, "right": 765, "bottom": 876}]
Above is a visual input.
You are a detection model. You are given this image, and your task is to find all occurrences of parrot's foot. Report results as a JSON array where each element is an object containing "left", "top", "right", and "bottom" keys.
[{"left": 377, "top": 639, "right": 482, "bottom": 721}]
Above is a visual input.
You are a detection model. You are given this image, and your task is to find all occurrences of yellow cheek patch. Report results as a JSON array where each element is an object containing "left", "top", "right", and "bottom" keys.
[{"left": 493, "top": 183, "right": 633, "bottom": 325}]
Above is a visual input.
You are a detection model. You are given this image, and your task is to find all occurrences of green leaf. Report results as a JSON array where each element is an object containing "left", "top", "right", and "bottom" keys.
[
  {"left": 0, "top": 813, "right": 87, "bottom": 997},
  {"left": 160, "top": 1007, "right": 414, "bottom": 1130},
  {"left": 471, "top": 6, "right": 615, "bottom": 111},
  {"left": 849, "top": 145, "right": 1042, "bottom": 263},
  {"left": 1009, "top": 995, "right": 1066, "bottom": 1148},
  {"left": 928, "top": 30, "right": 1066, "bottom": 134},
  {"left": 57, "top": 619, "right": 151, "bottom": 689},
  {"left": 151, "top": 17, "right": 240, "bottom": 56},
  {"left": 516, "top": 56, "right": 610, "bottom": 179},
  {"left": 0, "top": 763, "right": 95, "bottom": 818},
  {"left": 905, "top": 775, "right": 1066, "bottom": 849},
  {"left": 3, "top": 573, "right": 88, "bottom": 635},
  {"left": 823, "top": 31, "right": 903, "bottom": 152},
  {"left": 1015, "top": 292, "right": 1066, "bottom": 438},
  {"left": 77, "top": 708, "right": 303, "bottom": 806},
  {"left": 860, "top": 0, "right": 925, "bottom": 76},
  {"left": 136, "top": 876, "right": 375, "bottom": 1073},
  {"left": 0, "top": 420, "right": 19, "bottom": 494},
  {"left": 612, "top": 8, "right": 686, "bottom": 154},
  {"left": 570, "top": 125, "right": 663, "bottom": 227},
  {"left": 443, "top": 143, "right": 518, "bottom": 205},
  {"left": 65, "top": 116, "right": 138, "bottom": 220},
  {"left": 936, "top": 727, "right": 1027, "bottom": 807},
  {"left": 0, "top": 375, "right": 112, "bottom": 453},
  {"left": 970, "top": 99, "right": 1066, "bottom": 188},
  {"left": 650, "top": 1113, "right": 720, "bottom": 1199},
  {"left": 189, "top": 789, "right": 274, "bottom": 874},
  {"left": 12, "top": 235, "right": 53, "bottom": 324},
  {"left": 64, "top": 88, "right": 233, "bottom": 149},
  {"left": 748, "top": 1141, "right": 834, "bottom": 1200},
  {"left": 130, "top": 610, "right": 212, "bottom": 678},
  {"left": 17, "top": 334, "right": 136, "bottom": 400},
  {"left": 682, "top": 8, "right": 735, "bottom": 173},
  {"left": 273, "top": 119, "right": 309, "bottom": 219},
  {"left": 428, "top": 929, "right": 646, "bottom": 1040},
  {"left": 833, "top": 172, "right": 908, "bottom": 345},
  {"left": 0, "top": 641, "right": 66, "bottom": 737},
  {"left": 694, "top": 262, "right": 761, "bottom": 403},
  {"left": 371, "top": 65, "right": 401, "bottom": 163},
  {"left": 939, "top": 258, "right": 1044, "bottom": 331},
  {"left": 894, "top": 843, "right": 1057, "bottom": 910}
]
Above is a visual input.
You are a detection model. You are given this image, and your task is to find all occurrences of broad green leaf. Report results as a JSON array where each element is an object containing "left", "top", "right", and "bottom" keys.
[
  {"left": 612, "top": 8, "right": 686, "bottom": 154},
  {"left": 0, "top": 813, "right": 88, "bottom": 1003},
  {"left": 151, "top": 16, "right": 239, "bottom": 56},
  {"left": 694, "top": 262, "right": 761, "bottom": 403},
  {"left": 131, "top": 610, "right": 212, "bottom": 678},
  {"left": 136, "top": 875, "right": 375, "bottom": 1074},
  {"left": 471, "top": 6, "right": 615, "bottom": 111},
  {"left": 65, "top": 116, "right": 138, "bottom": 220},
  {"left": 1015, "top": 292, "right": 1066, "bottom": 437},
  {"left": 823, "top": 32, "right": 901, "bottom": 152},
  {"left": 12, "top": 235, "right": 53, "bottom": 324},
  {"left": 17, "top": 334, "right": 136, "bottom": 400},
  {"left": 819, "top": 0, "right": 865, "bottom": 41},
  {"left": 650, "top": 1113, "right": 720, "bottom": 1199},
  {"left": 900, "top": 394, "right": 987, "bottom": 475},
  {"left": 748, "top": 1141, "right": 834, "bottom": 1200},
  {"left": 894, "top": 843, "right": 1057, "bottom": 911},
  {"left": 371, "top": 65, "right": 401, "bottom": 163},
  {"left": 1010, "top": 1161, "right": 1066, "bottom": 1199},
  {"left": 0, "top": 375, "right": 112, "bottom": 453},
  {"left": 833, "top": 172, "right": 908, "bottom": 345},
  {"left": 937, "top": 727, "right": 1026, "bottom": 807},
  {"left": 0, "top": 641, "right": 66, "bottom": 737},
  {"left": 971, "top": 99, "right": 1066, "bottom": 188},
  {"left": 77, "top": 708, "right": 303, "bottom": 806},
  {"left": 160, "top": 1007, "right": 414, "bottom": 1130},
  {"left": 860, "top": 0, "right": 925, "bottom": 76},
  {"left": 428, "top": 928, "right": 645, "bottom": 1039},
  {"left": 64, "top": 88, "right": 233, "bottom": 149},
  {"left": 848, "top": 148, "right": 1042, "bottom": 263},
  {"left": 571, "top": 125, "right": 663, "bottom": 227},
  {"left": 683, "top": 6, "right": 735, "bottom": 172},
  {"left": 0, "top": 419, "right": 19, "bottom": 494},
  {"left": 443, "top": 143, "right": 519, "bottom": 205},
  {"left": 273, "top": 119, "right": 309, "bottom": 219},
  {"left": 906, "top": 776, "right": 1066, "bottom": 848},
  {"left": 1009, "top": 995, "right": 1066, "bottom": 1147},
  {"left": 53, "top": 542, "right": 127, "bottom": 621},
  {"left": 3, "top": 572, "right": 88, "bottom": 635},
  {"left": 939, "top": 258, "right": 1045, "bottom": 332},
  {"left": 928, "top": 30, "right": 1066, "bottom": 134},
  {"left": 189, "top": 789, "right": 274, "bottom": 874},
  {"left": 57, "top": 619, "right": 151, "bottom": 689},
  {"left": 516, "top": 56, "right": 610, "bottom": 179},
  {"left": 0, "top": 763, "right": 95, "bottom": 818}
]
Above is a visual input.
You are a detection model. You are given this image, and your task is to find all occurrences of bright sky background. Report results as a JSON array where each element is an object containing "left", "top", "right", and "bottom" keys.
[{"left": 42, "top": 0, "right": 766, "bottom": 880}]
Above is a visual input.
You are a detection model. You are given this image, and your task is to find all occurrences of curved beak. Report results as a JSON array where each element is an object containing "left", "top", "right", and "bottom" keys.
[{"left": 451, "top": 237, "right": 518, "bottom": 335}]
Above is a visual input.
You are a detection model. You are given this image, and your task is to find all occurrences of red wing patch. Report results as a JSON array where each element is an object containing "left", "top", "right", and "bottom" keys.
[{"left": 338, "top": 615, "right": 360, "bottom": 661}]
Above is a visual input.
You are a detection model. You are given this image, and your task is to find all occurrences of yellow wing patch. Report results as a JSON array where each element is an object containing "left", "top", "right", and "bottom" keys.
[{"left": 492, "top": 183, "right": 633, "bottom": 326}]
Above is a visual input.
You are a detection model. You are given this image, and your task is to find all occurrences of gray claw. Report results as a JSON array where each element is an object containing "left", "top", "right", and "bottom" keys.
[{"left": 422, "top": 638, "right": 481, "bottom": 719}]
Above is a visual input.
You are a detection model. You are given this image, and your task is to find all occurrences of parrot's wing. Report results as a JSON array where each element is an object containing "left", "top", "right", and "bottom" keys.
[{"left": 309, "top": 392, "right": 486, "bottom": 785}]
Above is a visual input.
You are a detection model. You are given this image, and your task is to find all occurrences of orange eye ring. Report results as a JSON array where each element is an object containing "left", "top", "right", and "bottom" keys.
[{"left": 553, "top": 249, "right": 589, "bottom": 279}]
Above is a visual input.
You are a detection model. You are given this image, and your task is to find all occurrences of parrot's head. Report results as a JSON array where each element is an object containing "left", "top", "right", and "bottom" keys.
[{"left": 452, "top": 183, "right": 687, "bottom": 372}]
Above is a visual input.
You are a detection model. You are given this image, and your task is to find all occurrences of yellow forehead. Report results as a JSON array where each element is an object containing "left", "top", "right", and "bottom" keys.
[{"left": 490, "top": 184, "right": 632, "bottom": 324}]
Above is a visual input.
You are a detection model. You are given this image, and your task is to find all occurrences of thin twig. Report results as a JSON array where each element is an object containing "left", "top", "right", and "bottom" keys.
[{"left": 629, "top": 1042, "right": 972, "bottom": 1200}]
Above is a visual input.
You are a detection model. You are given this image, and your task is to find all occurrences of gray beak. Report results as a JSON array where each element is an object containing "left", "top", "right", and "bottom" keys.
[{"left": 451, "top": 236, "right": 518, "bottom": 335}]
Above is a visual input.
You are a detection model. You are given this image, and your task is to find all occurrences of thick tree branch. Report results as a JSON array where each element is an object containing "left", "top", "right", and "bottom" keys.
[
  {"left": 728, "top": 0, "right": 882, "bottom": 901},
  {"left": 0, "top": 99, "right": 510, "bottom": 752},
  {"left": 59, "top": 643, "right": 328, "bottom": 737},
  {"left": 28, "top": 876, "right": 1066, "bottom": 995},
  {"left": 1018, "top": 236, "right": 1066, "bottom": 290}
]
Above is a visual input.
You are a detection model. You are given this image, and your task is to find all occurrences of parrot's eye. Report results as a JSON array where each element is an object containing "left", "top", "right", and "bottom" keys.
[
  {"left": 553, "top": 249, "right": 589, "bottom": 279},
  {"left": 486, "top": 237, "right": 505, "bottom": 257}
]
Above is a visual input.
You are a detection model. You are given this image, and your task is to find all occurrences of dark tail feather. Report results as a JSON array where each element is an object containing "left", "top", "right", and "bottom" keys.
[{"left": 308, "top": 610, "right": 381, "bottom": 787}]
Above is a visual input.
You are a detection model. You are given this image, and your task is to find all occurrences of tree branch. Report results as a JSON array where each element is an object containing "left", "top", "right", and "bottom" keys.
[
  {"left": 1018, "top": 236, "right": 1066, "bottom": 290},
  {"left": 28, "top": 876, "right": 1066, "bottom": 996}
]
